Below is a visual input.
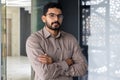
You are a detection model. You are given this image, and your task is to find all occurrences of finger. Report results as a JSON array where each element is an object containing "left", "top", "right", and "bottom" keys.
[
  {"left": 38, "top": 57, "right": 47, "bottom": 61},
  {"left": 40, "top": 60, "right": 47, "bottom": 64},
  {"left": 42, "top": 56, "right": 50, "bottom": 61},
  {"left": 38, "top": 58, "right": 47, "bottom": 64},
  {"left": 38, "top": 54, "right": 52, "bottom": 64},
  {"left": 38, "top": 57, "right": 47, "bottom": 60}
]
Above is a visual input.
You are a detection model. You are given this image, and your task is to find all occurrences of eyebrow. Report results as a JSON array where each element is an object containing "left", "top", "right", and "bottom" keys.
[
  {"left": 47, "top": 12, "right": 62, "bottom": 15},
  {"left": 47, "top": 13, "right": 63, "bottom": 15}
]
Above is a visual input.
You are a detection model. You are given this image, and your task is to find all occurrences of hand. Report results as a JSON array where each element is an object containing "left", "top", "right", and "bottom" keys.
[
  {"left": 37, "top": 54, "right": 53, "bottom": 64},
  {"left": 65, "top": 58, "right": 74, "bottom": 66}
]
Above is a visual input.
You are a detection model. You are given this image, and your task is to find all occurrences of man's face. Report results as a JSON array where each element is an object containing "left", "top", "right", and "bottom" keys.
[{"left": 42, "top": 8, "right": 63, "bottom": 30}]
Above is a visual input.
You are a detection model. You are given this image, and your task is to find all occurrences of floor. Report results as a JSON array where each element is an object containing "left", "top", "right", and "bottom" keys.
[{"left": 7, "top": 56, "right": 31, "bottom": 80}]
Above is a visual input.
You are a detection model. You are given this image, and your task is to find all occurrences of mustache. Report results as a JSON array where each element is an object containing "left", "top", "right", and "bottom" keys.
[{"left": 51, "top": 21, "right": 60, "bottom": 25}]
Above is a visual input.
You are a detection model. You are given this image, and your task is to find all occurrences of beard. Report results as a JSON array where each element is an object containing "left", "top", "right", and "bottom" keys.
[{"left": 45, "top": 21, "right": 61, "bottom": 30}]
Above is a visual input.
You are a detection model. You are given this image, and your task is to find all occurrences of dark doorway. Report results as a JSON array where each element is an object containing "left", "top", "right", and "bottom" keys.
[{"left": 20, "top": 8, "right": 31, "bottom": 56}]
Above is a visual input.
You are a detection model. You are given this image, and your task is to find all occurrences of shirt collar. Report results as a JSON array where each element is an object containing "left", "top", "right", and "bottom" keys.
[{"left": 43, "top": 27, "right": 61, "bottom": 39}]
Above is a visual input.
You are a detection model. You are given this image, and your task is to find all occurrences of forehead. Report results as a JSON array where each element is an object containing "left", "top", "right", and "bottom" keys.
[{"left": 47, "top": 8, "right": 62, "bottom": 14}]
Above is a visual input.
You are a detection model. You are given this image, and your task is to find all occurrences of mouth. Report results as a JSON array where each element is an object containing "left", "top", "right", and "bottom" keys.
[
  {"left": 52, "top": 24, "right": 59, "bottom": 28},
  {"left": 52, "top": 22, "right": 60, "bottom": 25},
  {"left": 52, "top": 22, "right": 60, "bottom": 27},
  {"left": 53, "top": 23, "right": 59, "bottom": 25}
]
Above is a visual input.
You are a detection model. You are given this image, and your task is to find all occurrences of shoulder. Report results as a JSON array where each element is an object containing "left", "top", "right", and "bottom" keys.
[
  {"left": 26, "top": 29, "right": 43, "bottom": 43},
  {"left": 61, "top": 31, "right": 77, "bottom": 40},
  {"left": 61, "top": 31, "right": 80, "bottom": 49},
  {"left": 61, "top": 31, "right": 78, "bottom": 44}
]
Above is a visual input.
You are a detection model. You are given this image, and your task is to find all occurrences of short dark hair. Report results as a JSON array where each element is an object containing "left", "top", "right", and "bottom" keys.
[{"left": 43, "top": 2, "right": 63, "bottom": 15}]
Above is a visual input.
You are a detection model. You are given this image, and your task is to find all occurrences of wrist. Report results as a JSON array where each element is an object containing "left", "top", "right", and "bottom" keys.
[{"left": 65, "top": 58, "right": 73, "bottom": 66}]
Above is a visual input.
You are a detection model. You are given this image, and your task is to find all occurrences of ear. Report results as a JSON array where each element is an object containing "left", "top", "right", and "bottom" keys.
[{"left": 41, "top": 15, "right": 46, "bottom": 23}]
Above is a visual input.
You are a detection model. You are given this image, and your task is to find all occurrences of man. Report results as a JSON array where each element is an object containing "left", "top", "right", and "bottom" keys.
[{"left": 26, "top": 2, "right": 87, "bottom": 80}]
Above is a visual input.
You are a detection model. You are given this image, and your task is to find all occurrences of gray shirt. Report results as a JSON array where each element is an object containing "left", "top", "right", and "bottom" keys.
[{"left": 26, "top": 27, "right": 87, "bottom": 80}]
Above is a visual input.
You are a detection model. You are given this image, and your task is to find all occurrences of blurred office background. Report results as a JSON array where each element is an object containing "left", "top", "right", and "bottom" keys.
[{"left": 0, "top": 0, "right": 120, "bottom": 80}]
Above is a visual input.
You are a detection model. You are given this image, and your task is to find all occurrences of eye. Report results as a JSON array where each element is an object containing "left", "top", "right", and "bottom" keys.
[
  {"left": 49, "top": 13, "right": 55, "bottom": 17},
  {"left": 46, "top": 13, "right": 63, "bottom": 19}
]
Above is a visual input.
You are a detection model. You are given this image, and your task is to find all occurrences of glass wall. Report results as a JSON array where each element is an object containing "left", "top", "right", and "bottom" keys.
[
  {"left": 0, "top": 0, "right": 1, "bottom": 79},
  {"left": 1, "top": 0, "right": 7, "bottom": 80},
  {"left": 1, "top": 0, "right": 32, "bottom": 80},
  {"left": 87, "top": 0, "right": 120, "bottom": 80},
  {"left": 1, "top": 0, "right": 120, "bottom": 80}
]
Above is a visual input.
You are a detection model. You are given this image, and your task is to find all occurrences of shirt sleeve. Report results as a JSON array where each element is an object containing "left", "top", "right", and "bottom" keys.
[
  {"left": 64, "top": 37, "right": 88, "bottom": 77},
  {"left": 26, "top": 35, "right": 69, "bottom": 80}
]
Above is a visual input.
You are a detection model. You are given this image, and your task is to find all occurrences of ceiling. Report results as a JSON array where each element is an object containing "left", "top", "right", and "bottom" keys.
[
  {"left": 2, "top": 0, "right": 31, "bottom": 7},
  {"left": 1, "top": 0, "right": 31, "bottom": 13}
]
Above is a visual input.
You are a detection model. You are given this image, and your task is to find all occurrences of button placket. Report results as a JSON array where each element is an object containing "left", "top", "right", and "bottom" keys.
[{"left": 55, "top": 39, "right": 63, "bottom": 61}]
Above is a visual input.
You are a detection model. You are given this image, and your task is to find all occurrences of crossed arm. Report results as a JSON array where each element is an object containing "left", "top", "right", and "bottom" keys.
[
  {"left": 37, "top": 54, "right": 74, "bottom": 66},
  {"left": 37, "top": 52, "right": 88, "bottom": 77},
  {"left": 26, "top": 36, "right": 88, "bottom": 80}
]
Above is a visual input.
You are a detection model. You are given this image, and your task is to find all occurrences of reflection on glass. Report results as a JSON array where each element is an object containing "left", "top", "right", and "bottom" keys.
[
  {"left": 1, "top": 1, "right": 7, "bottom": 80},
  {"left": 1, "top": 0, "right": 31, "bottom": 80}
]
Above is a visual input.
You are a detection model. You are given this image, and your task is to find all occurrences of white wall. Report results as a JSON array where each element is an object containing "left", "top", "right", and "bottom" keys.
[{"left": 6, "top": 7, "right": 20, "bottom": 56}]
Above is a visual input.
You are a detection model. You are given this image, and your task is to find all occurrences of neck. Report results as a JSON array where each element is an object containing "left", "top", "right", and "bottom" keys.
[{"left": 45, "top": 26, "right": 59, "bottom": 37}]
